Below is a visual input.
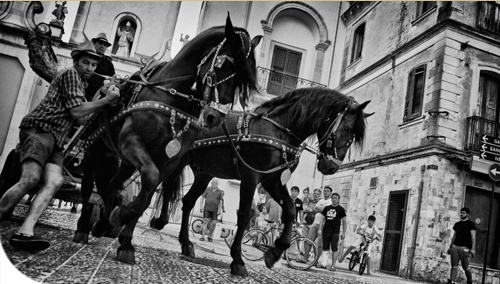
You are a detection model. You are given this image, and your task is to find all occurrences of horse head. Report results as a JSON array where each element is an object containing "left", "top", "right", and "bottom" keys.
[
  {"left": 317, "top": 99, "right": 373, "bottom": 175},
  {"left": 194, "top": 14, "right": 261, "bottom": 128}
]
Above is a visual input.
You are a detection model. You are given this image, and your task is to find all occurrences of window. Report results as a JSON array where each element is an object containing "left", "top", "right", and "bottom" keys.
[
  {"left": 476, "top": 71, "right": 500, "bottom": 136},
  {"left": 351, "top": 23, "right": 365, "bottom": 63},
  {"left": 416, "top": 1, "right": 436, "bottom": 18},
  {"left": 403, "top": 65, "right": 426, "bottom": 121},
  {"left": 267, "top": 46, "right": 302, "bottom": 96}
]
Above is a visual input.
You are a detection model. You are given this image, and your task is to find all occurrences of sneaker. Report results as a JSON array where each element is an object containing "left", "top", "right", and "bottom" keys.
[
  {"left": 328, "top": 266, "right": 337, "bottom": 272},
  {"left": 296, "top": 258, "right": 307, "bottom": 264},
  {"left": 316, "top": 263, "right": 327, "bottom": 269},
  {"left": 199, "top": 237, "right": 205, "bottom": 241},
  {"left": 207, "top": 237, "right": 213, "bottom": 242},
  {"left": 9, "top": 234, "right": 50, "bottom": 251}
]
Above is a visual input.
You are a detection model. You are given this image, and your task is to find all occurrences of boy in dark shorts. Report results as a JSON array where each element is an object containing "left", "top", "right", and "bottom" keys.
[{"left": 318, "top": 192, "right": 347, "bottom": 271}]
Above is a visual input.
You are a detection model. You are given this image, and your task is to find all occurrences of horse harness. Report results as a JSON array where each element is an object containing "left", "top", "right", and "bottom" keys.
[
  {"left": 192, "top": 106, "right": 352, "bottom": 178},
  {"left": 79, "top": 34, "right": 252, "bottom": 154}
]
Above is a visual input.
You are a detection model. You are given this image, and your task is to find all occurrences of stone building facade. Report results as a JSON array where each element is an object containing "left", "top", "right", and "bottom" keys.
[{"left": 325, "top": 2, "right": 500, "bottom": 283}]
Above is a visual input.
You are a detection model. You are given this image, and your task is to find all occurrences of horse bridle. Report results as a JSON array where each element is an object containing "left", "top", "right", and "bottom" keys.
[
  {"left": 196, "top": 32, "right": 252, "bottom": 114},
  {"left": 316, "top": 105, "right": 355, "bottom": 167}
]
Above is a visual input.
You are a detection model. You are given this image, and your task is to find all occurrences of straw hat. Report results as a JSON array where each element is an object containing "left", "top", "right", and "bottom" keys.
[
  {"left": 91, "top": 32, "right": 112, "bottom": 47},
  {"left": 70, "top": 41, "right": 102, "bottom": 60}
]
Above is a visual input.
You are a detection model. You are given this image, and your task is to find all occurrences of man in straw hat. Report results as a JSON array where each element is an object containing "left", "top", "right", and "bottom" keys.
[
  {"left": 87, "top": 32, "right": 115, "bottom": 101},
  {"left": 0, "top": 40, "right": 120, "bottom": 252}
]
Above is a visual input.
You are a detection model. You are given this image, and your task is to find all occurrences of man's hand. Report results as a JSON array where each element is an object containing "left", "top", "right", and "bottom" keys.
[
  {"left": 102, "top": 84, "right": 120, "bottom": 104},
  {"left": 200, "top": 208, "right": 203, "bottom": 213},
  {"left": 470, "top": 249, "right": 475, "bottom": 257},
  {"left": 341, "top": 232, "right": 345, "bottom": 240},
  {"left": 447, "top": 247, "right": 452, "bottom": 255}
]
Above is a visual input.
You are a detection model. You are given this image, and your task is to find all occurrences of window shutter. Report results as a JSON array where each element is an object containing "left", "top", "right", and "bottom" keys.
[{"left": 404, "top": 69, "right": 415, "bottom": 121}]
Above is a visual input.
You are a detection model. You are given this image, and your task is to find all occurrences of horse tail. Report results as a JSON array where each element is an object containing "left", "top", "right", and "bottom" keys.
[{"left": 164, "top": 157, "right": 189, "bottom": 219}]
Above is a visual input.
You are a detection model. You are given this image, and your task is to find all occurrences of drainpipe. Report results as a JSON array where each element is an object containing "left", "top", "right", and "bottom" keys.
[{"left": 407, "top": 165, "right": 425, "bottom": 279}]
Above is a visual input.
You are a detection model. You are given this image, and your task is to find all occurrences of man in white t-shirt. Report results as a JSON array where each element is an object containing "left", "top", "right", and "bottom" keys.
[
  {"left": 339, "top": 215, "right": 382, "bottom": 275},
  {"left": 299, "top": 186, "right": 333, "bottom": 263}
]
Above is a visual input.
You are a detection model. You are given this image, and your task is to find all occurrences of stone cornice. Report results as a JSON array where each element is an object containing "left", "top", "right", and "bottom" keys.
[{"left": 340, "top": 1, "right": 374, "bottom": 26}]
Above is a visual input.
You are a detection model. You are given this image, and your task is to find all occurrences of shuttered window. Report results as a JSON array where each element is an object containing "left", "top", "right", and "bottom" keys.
[
  {"left": 403, "top": 65, "right": 426, "bottom": 122},
  {"left": 351, "top": 23, "right": 365, "bottom": 63},
  {"left": 267, "top": 46, "right": 302, "bottom": 96}
]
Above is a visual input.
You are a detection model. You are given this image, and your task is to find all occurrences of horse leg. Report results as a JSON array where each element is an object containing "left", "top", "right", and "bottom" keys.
[
  {"left": 179, "top": 173, "right": 212, "bottom": 258},
  {"left": 261, "top": 178, "right": 294, "bottom": 269},
  {"left": 92, "top": 163, "right": 135, "bottom": 238},
  {"left": 116, "top": 216, "right": 140, "bottom": 264},
  {"left": 73, "top": 148, "right": 96, "bottom": 244},
  {"left": 229, "top": 178, "right": 258, "bottom": 276}
]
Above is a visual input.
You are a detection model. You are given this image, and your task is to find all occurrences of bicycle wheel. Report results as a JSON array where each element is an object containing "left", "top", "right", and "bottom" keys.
[
  {"left": 348, "top": 251, "right": 359, "bottom": 271},
  {"left": 191, "top": 218, "right": 203, "bottom": 235},
  {"left": 241, "top": 229, "right": 270, "bottom": 261},
  {"left": 359, "top": 253, "right": 367, "bottom": 275},
  {"left": 286, "top": 237, "right": 318, "bottom": 270}
]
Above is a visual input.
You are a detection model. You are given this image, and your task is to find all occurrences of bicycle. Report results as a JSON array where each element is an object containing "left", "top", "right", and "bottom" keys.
[
  {"left": 191, "top": 217, "right": 231, "bottom": 238},
  {"left": 241, "top": 221, "right": 319, "bottom": 270},
  {"left": 347, "top": 236, "right": 379, "bottom": 275}
]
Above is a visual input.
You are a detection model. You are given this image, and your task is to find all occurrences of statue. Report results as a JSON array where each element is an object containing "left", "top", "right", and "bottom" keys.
[
  {"left": 180, "top": 34, "right": 190, "bottom": 47},
  {"left": 50, "top": 1, "right": 67, "bottom": 27},
  {"left": 116, "top": 21, "right": 135, "bottom": 57}
]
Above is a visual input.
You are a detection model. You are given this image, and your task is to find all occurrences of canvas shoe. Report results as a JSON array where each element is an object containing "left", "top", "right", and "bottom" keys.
[{"left": 9, "top": 233, "right": 50, "bottom": 251}]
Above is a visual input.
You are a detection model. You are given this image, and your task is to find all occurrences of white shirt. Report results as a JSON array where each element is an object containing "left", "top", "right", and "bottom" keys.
[{"left": 313, "top": 199, "right": 332, "bottom": 224}]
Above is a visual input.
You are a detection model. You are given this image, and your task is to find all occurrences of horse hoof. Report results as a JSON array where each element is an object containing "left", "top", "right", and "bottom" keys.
[
  {"left": 73, "top": 231, "right": 89, "bottom": 244},
  {"left": 264, "top": 250, "right": 279, "bottom": 269},
  {"left": 116, "top": 249, "right": 136, "bottom": 264},
  {"left": 109, "top": 206, "right": 121, "bottom": 227},
  {"left": 91, "top": 221, "right": 107, "bottom": 238},
  {"left": 104, "top": 225, "right": 122, "bottom": 239},
  {"left": 230, "top": 263, "right": 248, "bottom": 276},
  {"left": 149, "top": 218, "right": 166, "bottom": 230},
  {"left": 181, "top": 243, "right": 195, "bottom": 258}
]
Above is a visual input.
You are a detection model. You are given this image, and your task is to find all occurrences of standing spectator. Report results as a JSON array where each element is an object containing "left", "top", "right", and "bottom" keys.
[
  {"left": 302, "top": 187, "right": 310, "bottom": 204},
  {"left": 266, "top": 196, "right": 282, "bottom": 224},
  {"left": 446, "top": 207, "right": 476, "bottom": 284},
  {"left": 290, "top": 186, "right": 303, "bottom": 224},
  {"left": 199, "top": 179, "right": 224, "bottom": 242},
  {"left": 87, "top": 33, "right": 115, "bottom": 101},
  {"left": 339, "top": 215, "right": 381, "bottom": 275},
  {"left": 318, "top": 192, "right": 347, "bottom": 271},
  {"left": 299, "top": 187, "right": 332, "bottom": 263},
  {"left": 1, "top": 41, "right": 120, "bottom": 251}
]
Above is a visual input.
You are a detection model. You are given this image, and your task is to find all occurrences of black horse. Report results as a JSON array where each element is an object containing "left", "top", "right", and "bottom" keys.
[
  {"left": 75, "top": 16, "right": 261, "bottom": 265},
  {"left": 155, "top": 87, "right": 373, "bottom": 276}
]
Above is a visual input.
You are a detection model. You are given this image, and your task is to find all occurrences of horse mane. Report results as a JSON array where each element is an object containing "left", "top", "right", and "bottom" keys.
[{"left": 257, "top": 87, "right": 367, "bottom": 148}]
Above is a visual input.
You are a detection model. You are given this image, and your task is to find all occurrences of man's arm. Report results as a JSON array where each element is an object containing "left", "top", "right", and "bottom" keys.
[
  {"left": 447, "top": 231, "right": 456, "bottom": 254},
  {"left": 470, "top": 230, "right": 476, "bottom": 257},
  {"left": 341, "top": 216, "right": 347, "bottom": 240},
  {"left": 70, "top": 87, "right": 119, "bottom": 119},
  {"left": 199, "top": 196, "right": 205, "bottom": 213}
]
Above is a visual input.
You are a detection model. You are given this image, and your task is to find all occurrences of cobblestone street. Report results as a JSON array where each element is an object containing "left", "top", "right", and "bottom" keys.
[{"left": 0, "top": 205, "right": 431, "bottom": 284}]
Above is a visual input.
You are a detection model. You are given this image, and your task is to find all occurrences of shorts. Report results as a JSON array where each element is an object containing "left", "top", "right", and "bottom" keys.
[
  {"left": 203, "top": 209, "right": 218, "bottom": 220},
  {"left": 19, "top": 128, "right": 64, "bottom": 168},
  {"left": 450, "top": 245, "right": 470, "bottom": 269},
  {"left": 323, "top": 231, "right": 340, "bottom": 252}
]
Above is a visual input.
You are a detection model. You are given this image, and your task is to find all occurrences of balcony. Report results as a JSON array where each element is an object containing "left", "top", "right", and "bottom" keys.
[
  {"left": 465, "top": 116, "right": 500, "bottom": 152},
  {"left": 256, "top": 67, "right": 326, "bottom": 97},
  {"left": 477, "top": 2, "right": 500, "bottom": 35}
]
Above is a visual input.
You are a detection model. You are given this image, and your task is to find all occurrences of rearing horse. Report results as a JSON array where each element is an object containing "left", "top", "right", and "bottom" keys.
[
  {"left": 159, "top": 87, "right": 372, "bottom": 276},
  {"left": 73, "top": 15, "right": 261, "bottom": 265}
]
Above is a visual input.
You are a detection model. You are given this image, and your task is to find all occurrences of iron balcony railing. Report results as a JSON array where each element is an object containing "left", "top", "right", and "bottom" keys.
[
  {"left": 465, "top": 116, "right": 500, "bottom": 152},
  {"left": 257, "top": 66, "right": 326, "bottom": 96},
  {"left": 477, "top": 2, "right": 500, "bottom": 34}
]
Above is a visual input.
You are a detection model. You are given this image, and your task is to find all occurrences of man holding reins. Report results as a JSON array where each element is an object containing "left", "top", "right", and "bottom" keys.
[{"left": 0, "top": 41, "right": 120, "bottom": 252}]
